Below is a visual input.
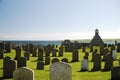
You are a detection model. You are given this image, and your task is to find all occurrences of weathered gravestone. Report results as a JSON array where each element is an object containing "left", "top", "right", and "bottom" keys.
[
  {"left": 45, "top": 57, "right": 50, "bottom": 65},
  {"left": 15, "top": 46, "right": 22, "bottom": 60},
  {"left": 71, "top": 50, "right": 79, "bottom": 62},
  {"left": 17, "top": 57, "right": 27, "bottom": 68},
  {"left": 112, "top": 50, "right": 117, "bottom": 60},
  {"left": 50, "top": 62, "right": 72, "bottom": 80},
  {"left": 3, "top": 59, "right": 17, "bottom": 78},
  {"left": 92, "top": 50, "right": 101, "bottom": 71},
  {"left": 13, "top": 67, "right": 34, "bottom": 80},
  {"left": 0, "top": 48, "right": 4, "bottom": 59},
  {"left": 61, "top": 58, "right": 68, "bottom": 63},
  {"left": 3, "top": 56, "right": 11, "bottom": 68},
  {"left": 5, "top": 42, "right": 11, "bottom": 53},
  {"left": 111, "top": 66, "right": 120, "bottom": 80},
  {"left": 103, "top": 52, "right": 113, "bottom": 71},
  {"left": 29, "top": 44, "right": 34, "bottom": 53},
  {"left": 51, "top": 58, "right": 59, "bottom": 64},
  {"left": 36, "top": 61, "right": 44, "bottom": 70},
  {"left": 81, "top": 56, "right": 89, "bottom": 71}
]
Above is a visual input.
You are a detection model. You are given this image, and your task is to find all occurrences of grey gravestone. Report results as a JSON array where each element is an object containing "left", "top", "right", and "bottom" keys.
[
  {"left": 51, "top": 58, "right": 59, "bottom": 64},
  {"left": 81, "top": 56, "right": 89, "bottom": 71},
  {"left": 36, "top": 61, "right": 44, "bottom": 70},
  {"left": 45, "top": 57, "right": 50, "bottom": 65},
  {"left": 50, "top": 62, "right": 72, "bottom": 80},
  {"left": 13, "top": 67, "right": 34, "bottom": 80},
  {"left": 3, "top": 59, "right": 17, "bottom": 78},
  {"left": 71, "top": 50, "right": 79, "bottom": 62},
  {"left": 61, "top": 58, "right": 68, "bottom": 63},
  {"left": 17, "top": 57, "right": 27, "bottom": 68},
  {"left": 112, "top": 50, "right": 117, "bottom": 60},
  {"left": 111, "top": 66, "right": 120, "bottom": 80},
  {"left": 92, "top": 52, "right": 101, "bottom": 71},
  {"left": 15, "top": 46, "right": 22, "bottom": 60},
  {"left": 103, "top": 52, "right": 113, "bottom": 71},
  {"left": 24, "top": 52, "right": 30, "bottom": 60}
]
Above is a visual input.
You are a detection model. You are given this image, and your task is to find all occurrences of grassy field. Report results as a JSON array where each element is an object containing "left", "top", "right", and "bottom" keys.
[{"left": 0, "top": 47, "right": 120, "bottom": 80}]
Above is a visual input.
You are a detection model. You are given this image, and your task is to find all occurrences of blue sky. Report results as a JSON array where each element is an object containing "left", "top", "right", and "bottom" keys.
[{"left": 0, "top": 0, "right": 120, "bottom": 40}]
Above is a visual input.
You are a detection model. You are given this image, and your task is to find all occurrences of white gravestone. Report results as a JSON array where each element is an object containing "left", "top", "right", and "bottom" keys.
[
  {"left": 50, "top": 62, "right": 72, "bottom": 80},
  {"left": 112, "top": 50, "right": 117, "bottom": 60},
  {"left": 81, "top": 59, "right": 89, "bottom": 71},
  {"left": 13, "top": 67, "right": 34, "bottom": 80}
]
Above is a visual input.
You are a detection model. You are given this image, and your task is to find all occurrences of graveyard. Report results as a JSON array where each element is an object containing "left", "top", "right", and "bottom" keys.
[{"left": 0, "top": 29, "right": 120, "bottom": 80}]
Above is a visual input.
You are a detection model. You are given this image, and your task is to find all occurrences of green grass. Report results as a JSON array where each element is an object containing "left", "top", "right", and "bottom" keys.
[{"left": 0, "top": 48, "right": 120, "bottom": 80}]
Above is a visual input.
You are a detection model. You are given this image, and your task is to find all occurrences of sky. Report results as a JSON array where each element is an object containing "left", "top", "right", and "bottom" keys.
[{"left": 0, "top": 0, "right": 120, "bottom": 40}]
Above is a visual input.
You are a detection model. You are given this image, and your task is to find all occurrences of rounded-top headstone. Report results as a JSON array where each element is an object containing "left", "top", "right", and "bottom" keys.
[
  {"left": 13, "top": 67, "right": 34, "bottom": 80},
  {"left": 61, "top": 58, "right": 68, "bottom": 63},
  {"left": 51, "top": 58, "right": 59, "bottom": 64}
]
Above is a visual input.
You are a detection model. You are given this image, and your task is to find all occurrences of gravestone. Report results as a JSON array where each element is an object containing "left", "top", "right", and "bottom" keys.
[
  {"left": 45, "top": 57, "right": 50, "bottom": 65},
  {"left": 103, "top": 52, "right": 113, "bottom": 71},
  {"left": 15, "top": 46, "right": 22, "bottom": 60},
  {"left": 81, "top": 56, "right": 89, "bottom": 71},
  {"left": 92, "top": 51, "right": 101, "bottom": 71},
  {"left": 38, "top": 47, "right": 44, "bottom": 61},
  {"left": 36, "top": 61, "right": 44, "bottom": 70},
  {"left": 117, "top": 43, "right": 120, "bottom": 52},
  {"left": 112, "top": 50, "right": 117, "bottom": 60},
  {"left": 61, "top": 58, "right": 68, "bottom": 63},
  {"left": 3, "top": 59, "right": 17, "bottom": 78},
  {"left": 32, "top": 46, "right": 37, "bottom": 57},
  {"left": 24, "top": 52, "right": 30, "bottom": 60},
  {"left": 52, "top": 49, "right": 57, "bottom": 57},
  {"left": 82, "top": 46, "right": 86, "bottom": 52},
  {"left": 0, "top": 48, "right": 4, "bottom": 59},
  {"left": 50, "top": 62, "right": 72, "bottom": 80},
  {"left": 5, "top": 42, "right": 12, "bottom": 53},
  {"left": 51, "top": 58, "right": 59, "bottom": 64},
  {"left": 102, "top": 48, "right": 109, "bottom": 61},
  {"left": 71, "top": 50, "right": 79, "bottom": 62},
  {"left": 58, "top": 46, "right": 64, "bottom": 57},
  {"left": 17, "top": 57, "right": 27, "bottom": 68},
  {"left": 91, "top": 49, "right": 98, "bottom": 62},
  {"left": 3, "top": 56, "right": 11, "bottom": 68},
  {"left": 90, "top": 46, "right": 93, "bottom": 52},
  {"left": 111, "top": 66, "right": 120, "bottom": 80},
  {"left": 29, "top": 44, "right": 34, "bottom": 53},
  {"left": 45, "top": 51, "right": 50, "bottom": 57},
  {"left": 13, "top": 67, "right": 34, "bottom": 80}
]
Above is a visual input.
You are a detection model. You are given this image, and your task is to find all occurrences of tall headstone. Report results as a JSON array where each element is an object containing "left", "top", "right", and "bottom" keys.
[
  {"left": 24, "top": 52, "right": 30, "bottom": 60},
  {"left": 15, "top": 46, "right": 22, "bottom": 60},
  {"left": 103, "top": 52, "right": 113, "bottom": 71},
  {"left": 50, "top": 62, "right": 72, "bottom": 80},
  {"left": 52, "top": 49, "right": 57, "bottom": 57},
  {"left": 71, "top": 50, "right": 79, "bottom": 62},
  {"left": 117, "top": 43, "right": 120, "bottom": 52},
  {"left": 92, "top": 50, "right": 101, "bottom": 71},
  {"left": 13, "top": 67, "right": 34, "bottom": 80},
  {"left": 29, "top": 44, "right": 34, "bottom": 53},
  {"left": 45, "top": 57, "right": 50, "bottom": 65},
  {"left": 38, "top": 47, "right": 44, "bottom": 61},
  {"left": 17, "top": 57, "right": 27, "bottom": 68},
  {"left": 3, "top": 59, "right": 17, "bottom": 78},
  {"left": 5, "top": 42, "right": 12, "bottom": 53},
  {"left": 0, "top": 48, "right": 4, "bottom": 59},
  {"left": 58, "top": 46, "right": 64, "bottom": 57},
  {"left": 32, "top": 46, "right": 37, "bottom": 57},
  {"left": 112, "top": 50, "right": 117, "bottom": 60}
]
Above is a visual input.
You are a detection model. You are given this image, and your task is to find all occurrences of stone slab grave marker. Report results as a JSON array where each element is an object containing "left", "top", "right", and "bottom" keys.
[
  {"left": 3, "top": 59, "right": 17, "bottom": 78},
  {"left": 111, "top": 66, "right": 120, "bottom": 80},
  {"left": 81, "top": 56, "right": 89, "bottom": 71},
  {"left": 15, "top": 46, "right": 22, "bottom": 60},
  {"left": 112, "top": 50, "right": 117, "bottom": 60},
  {"left": 17, "top": 57, "right": 27, "bottom": 68},
  {"left": 71, "top": 50, "right": 79, "bottom": 62},
  {"left": 0, "top": 48, "right": 4, "bottom": 59},
  {"left": 13, "top": 67, "right": 34, "bottom": 80},
  {"left": 51, "top": 58, "right": 59, "bottom": 64},
  {"left": 50, "top": 62, "right": 72, "bottom": 80},
  {"left": 36, "top": 61, "right": 44, "bottom": 70}
]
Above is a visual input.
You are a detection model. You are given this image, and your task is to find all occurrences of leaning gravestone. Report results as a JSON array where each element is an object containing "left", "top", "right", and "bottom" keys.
[
  {"left": 36, "top": 61, "right": 44, "bottom": 70},
  {"left": 13, "top": 67, "right": 34, "bottom": 80},
  {"left": 3, "top": 59, "right": 17, "bottom": 78},
  {"left": 17, "top": 57, "right": 27, "bottom": 68},
  {"left": 71, "top": 50, "right": 79, "bottom": 62},
  {"left": 50, "top": 62, "right": 72, "bottom": 80},
  {"left": 111, "top": 66, "right": 120, "bottom": 80}
]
